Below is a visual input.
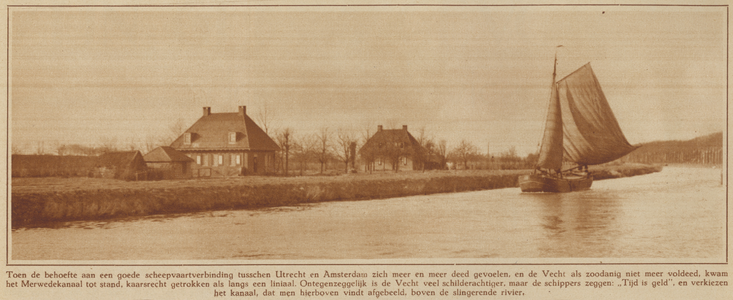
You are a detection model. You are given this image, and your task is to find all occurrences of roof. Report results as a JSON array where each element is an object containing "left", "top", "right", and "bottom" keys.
[
  {"left": 170, "top": 112, "right": 280, "bottom": 152},
  {"left": 98, "top": 151, "right": 146, "bottom": 169},
  {"left": 359, "top": 128, "right": 425, "bottom": 154},
  {"left": 144, "top": 146, "right": 195, "bottom": 163}
]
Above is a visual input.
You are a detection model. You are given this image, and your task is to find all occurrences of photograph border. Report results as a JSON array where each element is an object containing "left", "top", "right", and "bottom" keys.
[{"left": 4, "top": 2, "right": 729, "bottom": 267}]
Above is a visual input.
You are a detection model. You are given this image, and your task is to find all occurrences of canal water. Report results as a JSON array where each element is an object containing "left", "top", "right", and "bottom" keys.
[{"left": 11, "top": 166, "right": 726, "bottom": 260}]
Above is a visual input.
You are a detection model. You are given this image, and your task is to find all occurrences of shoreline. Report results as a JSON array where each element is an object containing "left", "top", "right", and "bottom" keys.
[{"left": 11, "top": 164, "right": 663, "bottom": 228}]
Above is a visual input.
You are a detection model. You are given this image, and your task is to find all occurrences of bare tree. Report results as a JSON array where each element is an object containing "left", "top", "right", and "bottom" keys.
[
  {"left": 414, "top": 126, "right": 430, "bottom": 170},
  {"left": 166, "top": 118, "right": 189, "bottom": 145},
  {"left": 417, "top": 137, "right": 437, "bottom": 171},
  {"left": 437, "top": 139, "right": 448, "bottom": 169},
  {"left": 144, "top": 134, "right": 159, "bottom": 154},
  {"left": 358, "top": 122, "right": 375, "bottom": 173},
  {"left": 276, "top": 127, "right": 293, "bottom": 176},
  {"left": 292, "top": 133, "right": 316, "bottom": 176},
  {"left": 359, "top": 144, "right": 376, "bottom": 174},
  {"left": 290, "top": 140, "right": 305, "bottom": 175},
  {"left": 150, "top": 118, "right": 190, "bottom": 147},
  {"left": 255, "top": 103, "right": 277, "bottom": 135},
  {"left": 335, "top": 128, "right": 358, "bottom": 174},
  {"left": 449, "top": 139, "right": 479, "bottom": 169},
  {"left": 360, "top": 120, "right": 375, "bottom": 143},
  {"left": 315, "top": 127, "right": 331, "bottom": 174},
  {"left": 423, "top": 138, "right": 436, "bottom": 154},
  {"left": 415, "top": 126, "right": 427, "bottom": 146}
]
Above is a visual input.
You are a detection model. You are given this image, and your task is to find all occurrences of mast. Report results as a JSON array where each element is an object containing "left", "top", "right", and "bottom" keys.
[{"left": 535, "top": 46, "right": 564, "bottom": 172}]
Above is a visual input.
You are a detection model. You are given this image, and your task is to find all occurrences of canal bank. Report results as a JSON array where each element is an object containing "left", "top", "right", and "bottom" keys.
[{"left": 11, "top": 164, "right": 662, "bottom": 228}]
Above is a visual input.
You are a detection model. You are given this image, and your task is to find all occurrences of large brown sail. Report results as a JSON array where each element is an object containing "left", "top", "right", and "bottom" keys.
[{"left": 556, "top": 63, "right": 638, "bottom": 165}]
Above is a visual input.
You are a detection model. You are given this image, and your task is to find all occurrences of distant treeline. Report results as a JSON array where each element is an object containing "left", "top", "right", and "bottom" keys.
[{"left": 620, "top": 132, "right": 723, "bottom": 165}]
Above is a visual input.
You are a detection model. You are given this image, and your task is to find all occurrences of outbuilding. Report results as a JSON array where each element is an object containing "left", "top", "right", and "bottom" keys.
[
  {"left": 96, "top": 151, "right": 148, "bottom": 180},
  {"left": 144, "top": 146, "right": 195, "bottom": 179}
]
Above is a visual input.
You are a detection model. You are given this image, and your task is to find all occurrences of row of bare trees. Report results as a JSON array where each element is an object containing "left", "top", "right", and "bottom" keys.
[
  {"left": 255, "top": 106, "right": 526, "bottom": 174},
  {"left": 274, "top": 125, "right": 451, "bottom": 175},
  {"left": 271, "top": 126, "right": 360, "bottom": 175},
  {"left": 445, "top": 139, "right": 537, "bottom": 170}
]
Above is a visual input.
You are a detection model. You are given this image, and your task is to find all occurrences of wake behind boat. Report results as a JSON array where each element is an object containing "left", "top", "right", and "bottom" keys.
[{"left": 519, "top": 49, "right": 638, "bottom": 193}]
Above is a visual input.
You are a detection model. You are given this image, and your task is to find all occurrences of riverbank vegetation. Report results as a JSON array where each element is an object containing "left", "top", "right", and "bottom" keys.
[{"left": 11, "top": 163, "right": 662, "bottom": 228}]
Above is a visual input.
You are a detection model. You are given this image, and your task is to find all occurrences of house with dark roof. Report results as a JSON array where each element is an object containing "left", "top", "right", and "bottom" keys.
[
  {"left": 170, "top": 106, "right": 280, "bottom": 177},
  {"left": 359, "top": 125, "right": 437, "bottom": 172},
  {"left": 144, "top": 146, "right": 195, "bottom": 179}
]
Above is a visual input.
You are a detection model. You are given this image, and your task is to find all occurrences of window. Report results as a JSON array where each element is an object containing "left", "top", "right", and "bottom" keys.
[
  {"left": 196, "top": 155, "right": 201, "bottom": 165},
  {"left": 184, "top": 133, "right": 192, "bottom": 145},
  {"left": 230, "top": 154, "right": 236, "bottom": 166},
  {"left": 236, "top": 154, "right": 241, "bottom": 165},
  {"left": 218, "top": 155, "right": 223, "bottom": 165},
  {"left": 228, "top": 132, "right": 237, "bottom": 144},
  {"left": 203, "top": 154, "right": 209, "bottom": 166}
]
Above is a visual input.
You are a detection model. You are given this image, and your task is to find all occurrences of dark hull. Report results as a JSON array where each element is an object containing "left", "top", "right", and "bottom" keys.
[{"left": 518, "top": 173, "right": 593, "bottom": 193}]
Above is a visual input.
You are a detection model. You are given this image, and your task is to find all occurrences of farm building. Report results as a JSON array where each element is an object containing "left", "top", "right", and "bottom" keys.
[
  {"left": 144, "top": 146, "right": 194, "bottom": 179},
  {"left": 169, "top": 106, "right": 280, "bottom": 177},
  {"left": 96, "top": 151, "right": 148, "bottom": 180},
  {"left": 359, "top": 125, "right": 440, "bottom": 172}
]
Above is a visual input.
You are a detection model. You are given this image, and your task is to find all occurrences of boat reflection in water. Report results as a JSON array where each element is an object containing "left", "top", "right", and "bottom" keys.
[{"left": 522, "top": 190, "right": 623, "bottom": 257}]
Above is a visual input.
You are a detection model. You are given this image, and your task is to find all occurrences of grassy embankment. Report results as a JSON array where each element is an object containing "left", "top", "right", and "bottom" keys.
[{"left": 11, "top": 163, "right": 661, "bottom": 228}]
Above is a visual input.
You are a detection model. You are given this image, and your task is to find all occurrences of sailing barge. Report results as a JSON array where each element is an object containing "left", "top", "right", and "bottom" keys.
[{"left": 519, "top": 54, "right": 638, "bottom": 193}]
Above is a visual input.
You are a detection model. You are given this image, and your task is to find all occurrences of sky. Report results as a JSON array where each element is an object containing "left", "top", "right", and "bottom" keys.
[{"left": 9, "top": 5, "right": 728, "bottom": 156}]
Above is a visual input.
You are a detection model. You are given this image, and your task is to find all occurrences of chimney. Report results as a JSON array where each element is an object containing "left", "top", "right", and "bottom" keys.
[
  {"left": 238, "top": 105, "right": 247, "bottom": 117},
  {"left": 203, "top": 107, "right": 211, "bottom": 116},
  {"left": 377, "top": 125, "right": 383, "bottom": 132},
  {"left": 402, "top": 125, "right": 408, "bottom": 131}
]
